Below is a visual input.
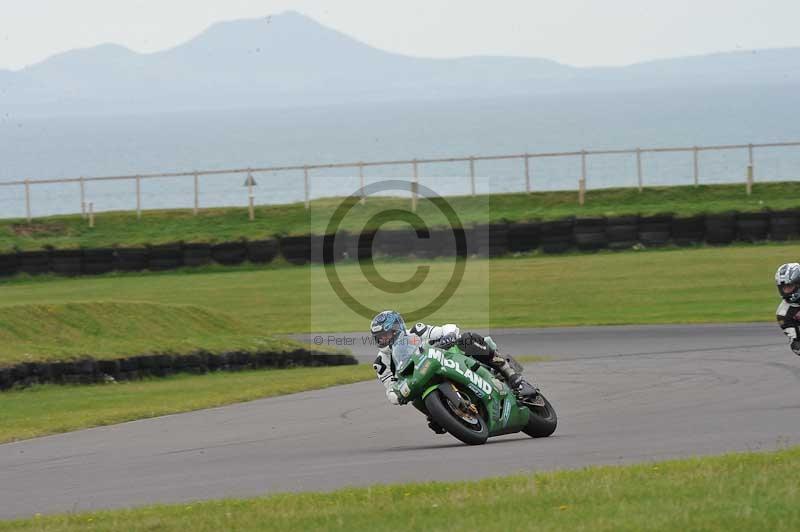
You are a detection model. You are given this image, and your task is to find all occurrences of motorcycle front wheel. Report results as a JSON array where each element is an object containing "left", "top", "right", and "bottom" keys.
[{"left": 424, "top": 385, "right": 489, "bottom": 446}]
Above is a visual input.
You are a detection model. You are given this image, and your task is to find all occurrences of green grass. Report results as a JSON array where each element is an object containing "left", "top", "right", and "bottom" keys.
[
  {"left": 3, "top": 446, "right": 798, "bottom": 530},
  {"left": 0, "top": 301, "right": 325, "bottom": 367},
  {"left": 2, "top": 182, "right": 798, "bottom": 251},
  {"left": 0, "top": 243, "right": 793, "bottom": 337},
  {"left": 0, "top": 365, "right": 374, "bottom": 443}
]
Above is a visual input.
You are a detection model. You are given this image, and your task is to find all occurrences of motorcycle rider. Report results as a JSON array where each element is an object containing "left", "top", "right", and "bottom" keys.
[
  {"left": 370, "top": 310, "right": 538, "bottom": 432},
  {"left": 775, "top": 263, "right": 800, "bottom": 356}
]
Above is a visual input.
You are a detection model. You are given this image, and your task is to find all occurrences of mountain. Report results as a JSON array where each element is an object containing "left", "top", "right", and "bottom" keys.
[{"left": 1, "top": 11, "right": 798, "bottom": 116}]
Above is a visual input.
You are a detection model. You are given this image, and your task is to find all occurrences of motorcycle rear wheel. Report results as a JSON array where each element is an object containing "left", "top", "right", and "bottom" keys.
[
  {"left": 424, "top": 386, "right": 489, "bottom": 445},
  {"left": 521, "top": 393, "right": 557, "bottom": 438}
]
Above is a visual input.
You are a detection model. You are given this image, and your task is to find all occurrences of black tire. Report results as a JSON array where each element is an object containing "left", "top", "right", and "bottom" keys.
[
  {"left": 522, "top": 393, "right": 558, "bottom": 438},
  {"left": 424, "top": 386, "right": 489, "bottom": 445}
]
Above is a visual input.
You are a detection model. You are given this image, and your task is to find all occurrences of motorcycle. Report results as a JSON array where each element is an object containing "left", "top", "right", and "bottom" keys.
[{"left": 392, "top": 334, "right": 557, "bottom": 445}]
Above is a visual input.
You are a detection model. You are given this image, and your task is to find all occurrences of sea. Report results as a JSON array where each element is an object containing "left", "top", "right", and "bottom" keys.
[{"left": 1, "top": 85, "right": 799, "bottom": 219}]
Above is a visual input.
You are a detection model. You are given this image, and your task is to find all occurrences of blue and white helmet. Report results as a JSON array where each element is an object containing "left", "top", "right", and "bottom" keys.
[
  {"left": 370, "top": 310, "right": 406, "bottom": 349},
  {"left": 776, "top": 263, "right": 800, "bottom": 303}
]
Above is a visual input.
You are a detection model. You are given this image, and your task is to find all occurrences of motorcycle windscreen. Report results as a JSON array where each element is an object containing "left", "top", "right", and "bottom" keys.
[{"left": 391, "top": 330, "right": 418, "bottom": 373}]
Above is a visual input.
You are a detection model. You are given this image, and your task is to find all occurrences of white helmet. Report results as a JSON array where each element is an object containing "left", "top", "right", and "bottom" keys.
[{"left": 775, "top": 263, "right": 800, "bottom": 303}]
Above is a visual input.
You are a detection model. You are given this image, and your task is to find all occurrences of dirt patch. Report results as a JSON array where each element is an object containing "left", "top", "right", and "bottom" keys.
[{"left": 10, "top": 222, "right": 69, "bottom": 238}]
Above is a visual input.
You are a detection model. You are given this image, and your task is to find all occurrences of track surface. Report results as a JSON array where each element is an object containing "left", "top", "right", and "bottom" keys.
[{"left": 2, "top": 323, "right": 800, "bottom": 519}]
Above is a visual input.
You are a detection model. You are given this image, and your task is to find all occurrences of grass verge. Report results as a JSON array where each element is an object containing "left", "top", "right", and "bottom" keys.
[
  {"left": 0, "top": 365, "right": 374, "bottom": 443},
  {"left": 2, "top": 182, "right": 798, "bottom": 251},
  {"left": 2, "top": 446, "right": 798, "bottom": 530},
  {"left": 0, "top": 301, "right": 328, "bottom": 366},
  {"left": 0, "top": 242, "right": 794, "bottom": 334}
]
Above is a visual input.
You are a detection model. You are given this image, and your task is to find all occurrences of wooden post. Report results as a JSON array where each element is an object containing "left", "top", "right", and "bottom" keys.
[
  {"left": 469, "top": 157, "right": 476, "bottom": 196},
  {"left": 746, "top": 165, "right": 754, "bottom": 195},
  {"left": 24, "top": 179, "right": 31, "bottom": 223},
  {"left": 524, "top": 154, "right": 531, "bottom": 193},
  {"left": 411, "top": 159, "right": 419, "bottom": 212},
  {"left": 303, "top": 166, "right": 310, "bottom": 210},
  {"left": 248, "top": 171, "right": 255, "bottom": 221},
  {"left": 359, "top": 163, "right": 365, "bottom": 205},
  {"left": 135, "top": 176, "right": 142, "bottom": 220},
  {"left": 80, "top": 176, "right": 86, "bottom": 218},
  {"left": 193, "top": 173, "right": 199, "bottom": 215},
  {"left": 88, "top": 202, "right": 95, "bottom": 228},
  {"left": 636, "top": 148, "right": 643, "bottom": 192},
  {"left": 579, "top": 151, "right": 587, "bottom": 206},
  {"left": 693, "top": 147, "right": 699, "bottom": 186},
  {"left": 748, "top": 143, "right": 754, "bottom": 180}
]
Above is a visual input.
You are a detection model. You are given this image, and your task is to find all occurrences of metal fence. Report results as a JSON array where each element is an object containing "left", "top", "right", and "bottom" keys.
[{"left": 3, "top": 140, "right": 799, "bottom": 222}]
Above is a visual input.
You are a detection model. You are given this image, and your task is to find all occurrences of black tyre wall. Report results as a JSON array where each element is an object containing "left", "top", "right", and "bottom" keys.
[
  {"left": 638, "top": 214, "right": 672, "bottom": 247},
  {"left": 736, "top": 212, "right": 770, "bottom": 242},
  {"left": 182, "top": 243, "right": 212, "bottom": 267},
  {"left": 18, "top": 250, "right": 50, "bottom": 275},
  {"left": 247, "top": 239, "right": 278, "bottom": 263},
  {"left": 540, "top": 218, "right": 574, "bottom": 254},
  {"left": 672, "top": 215, "right": 705, "bottom": 246},
  {"left": 280, "top": 236, "right": 311, "bottom": 265},
  {"left": 770, "top": 209, "right": 800, "bottom": 241},
  {"left": 82, "top": 248, "right": 115, "bottom": 275},
  {"left": 148, "top": 244, "right": 183, "bottom": 270},
  {"left": 508, "top": 222, "right": 541, "bottom": 252},
  {"left": 114, "top": 248, "right": 149, "bottom": 271},
  {"left": 605, "top": 215, "right": 639, "bottom": 250},
  {"left": 211, "top": 242, "right": 247, "bottom": 265},
  {"left": 574, "top": 217, "right": 608, "bottom": 251},
  {"left": 705, "top": 213, "right": 737, "bottom": 244}
]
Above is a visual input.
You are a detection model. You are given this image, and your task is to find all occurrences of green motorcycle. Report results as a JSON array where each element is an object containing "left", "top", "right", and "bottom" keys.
[{"left": 391, "top": 336, "right": 557, "bottom": 445}]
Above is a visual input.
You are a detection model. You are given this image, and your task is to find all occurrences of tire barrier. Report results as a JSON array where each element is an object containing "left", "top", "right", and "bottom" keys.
[
  {"left": 280, "top": 235, "right": 311, "bottom": 265},
  {"left": 508, "top": 222, "right": 541, "bottom": 252},
  {"left": 83, "top": 248, "right": 115, "bottom": 275},
  {"left": 473, "top": 223, "right": 509, "bottom": 257},
  {"left": 247, "top": 239, "right": 278, "bottom": 263},
  {"left": 115, "top": 247, "right": 149, "bottom": 271},
  {"left": 736, "top": 212, "right": 770, "bottom": 243},
  {"left": 1, "top": 208, "right": 798, "bottom": 280},
  {"left": 50, "top": 249, "right": 83, "bottom": 277},
  {"left": 182, "top": 243, "right": 212, "bottom": 267},
  {"left": 704, "top": 213, "right": 737, "bottom": 245},
  {"left": 671, "top": 215, "right": 705, "bottom": 247},
  {"left": 0, "top": 349, "right": 358, "bottom": 391},
  {"left": 540, "top": 218, "right": 574, "bottom": 254},
  {"left": 211, "top": 242, "right": 248, "bottom": 265},
  {"left": 148, "top": 244, "right": 183, "bottom": 270},
  {"left": 605, "top": 215, "right": 639, "bottom": 250},
  {"left": 310, "top": 234, "right": 339, "bottom": 264},
  {"left": 0, "top": 253, "right": 18, "bottom": 277},
  {"left": 574, "top": 217, "right": 608, "bottom": 252},
  {"left": 638, "top": 214, "right": 673, "bottom": 247},
  {"left": 769, "top": 209, "right": 800, "bottom": 241},
  {"left": 18, "top": 250, "right": 50, "bottom": 275},
  {"left": 373, "top": 228, "right": 414, "bottom": 258}
]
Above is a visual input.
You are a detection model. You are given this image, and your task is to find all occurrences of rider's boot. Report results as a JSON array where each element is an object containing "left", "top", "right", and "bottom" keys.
[{"left": 485, "top": 337, "right": 539, "bottom": 398}]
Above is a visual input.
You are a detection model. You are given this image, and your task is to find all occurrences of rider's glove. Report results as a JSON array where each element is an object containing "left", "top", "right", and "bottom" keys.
[
  {"left": 791, "top": 339, "right": 800, "bottom": 356},
  {"left": 386, "top": 388, "right": 402, "bottom": 405},
  {"left": 433, "top": 332, "right": 458, "bottom": 349}
]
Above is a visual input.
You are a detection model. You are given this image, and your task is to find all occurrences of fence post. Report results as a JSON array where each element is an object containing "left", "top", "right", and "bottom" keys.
[
  {"left": 469, "top": 157, "right": 476, "bottom": 196},
  {"left": 748, "top": 143, "right": 754, "bottom": 180},
  {"left": 412, "top": 159, "right": 419, "bottom": 212},
  {"left": 524, "top": 154, "right": 531, "bottom": 193},
  {"left": 247, "top": 170, "right": 255, "bottom": 221},
  {"left": 135, "top": 176, "right": 141, "bottom": 220},
  {"left": 636, "top": 148, "right": 643, "bottom": 192},
  {"left": 193, "top": 172, "right": 199, "bottom": 215},
  {"left": 359, "top": 163, "right": 365, "bottom": 205},
  {"left": 579, "top": 151, "right": 587, "bottom": 206},
  {"left": 88, "top": 202, "right": 95, "bottom": 228},
  {"left": 746, "top": 165, "right": 754, "bottom": 195},
  {"left": 693, "top": 147, "right": 699, "bottom": 186},
  {"left": 80, "top": 176, "right": 86, "bottom": 218},
  {"left": 303, "top": 166, "right": 310, "bottom": 210},
  {"left": 24, "top": 179, "right": 31, "bottom": 223}
]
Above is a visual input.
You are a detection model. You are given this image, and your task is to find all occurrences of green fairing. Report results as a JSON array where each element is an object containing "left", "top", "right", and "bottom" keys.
[{"left": 397, "top": 343, "right": 531, "bottom": 437}]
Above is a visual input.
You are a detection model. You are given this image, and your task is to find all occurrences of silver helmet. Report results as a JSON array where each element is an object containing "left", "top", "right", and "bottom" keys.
[{"left": 775, "top": 263, "right": 800, "bottom": 303}]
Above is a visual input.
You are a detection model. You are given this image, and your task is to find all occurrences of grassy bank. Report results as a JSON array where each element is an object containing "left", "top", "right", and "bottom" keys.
[
  {"left": 2, "top": 182, "right": 798, "bottom": 251},
  {"left": 3, "top": 446, "right": 798, "bottom": 530},
  {"left": 0, "top": 302, "right": 322, "bottom": 366},
  {"left": 0, "top": 243, "right": 793, "bottom": 336},
  {"left": 0, "top": 365, "right": 374, "bottom": 443}
]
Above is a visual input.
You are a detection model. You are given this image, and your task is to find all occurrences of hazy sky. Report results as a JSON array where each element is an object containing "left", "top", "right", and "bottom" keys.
[{"left": 1, "top": 0, "right": 799, "bottom": 70}]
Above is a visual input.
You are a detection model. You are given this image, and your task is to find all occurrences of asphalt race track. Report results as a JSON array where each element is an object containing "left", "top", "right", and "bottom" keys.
[{"left": 2, "top": 323, "right": 800, "bottom": 519}]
